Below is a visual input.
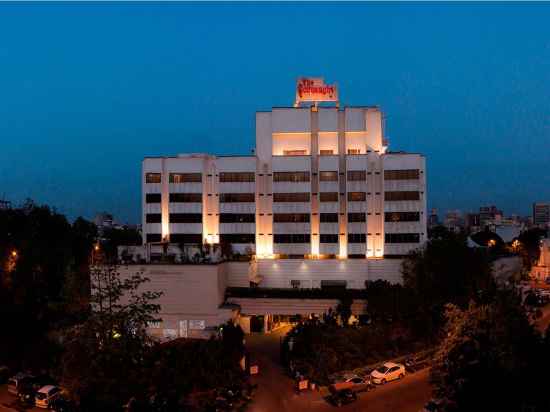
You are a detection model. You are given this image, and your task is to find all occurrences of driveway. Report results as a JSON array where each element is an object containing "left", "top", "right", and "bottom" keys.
[{"left": 245, "top": 326, "right": 432, "bottom": 412}]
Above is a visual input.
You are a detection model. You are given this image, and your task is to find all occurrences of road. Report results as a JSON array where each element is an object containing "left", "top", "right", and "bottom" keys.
[{"left": 245, "top": 326, "right": 432, "bottom": 412}]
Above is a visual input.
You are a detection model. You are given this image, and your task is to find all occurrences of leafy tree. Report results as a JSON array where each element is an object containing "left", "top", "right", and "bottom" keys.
[
  {"left": 402, "top": 227, "right": 495, "bottom": 331},
  {"left": 430, "top": 289, "right": 549, "bottom": 412},
  {"left": 60, "top": 264, "right": 162, "bottom": 411},
  {"left": 0, "top": 201, "right": 87, "bottom": 370}
]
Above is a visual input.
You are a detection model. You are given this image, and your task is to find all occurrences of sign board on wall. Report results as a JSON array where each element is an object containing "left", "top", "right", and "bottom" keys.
[
  {"left": 295, "top": 77, "right": 338, "bottom": 106},
  {"left": 189, "top": 320, "right": 206, "bottom": 330}
]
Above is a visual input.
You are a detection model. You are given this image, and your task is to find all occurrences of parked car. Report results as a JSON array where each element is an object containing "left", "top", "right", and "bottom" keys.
[
  {"left": 50, "top": 396, "right": 76, "bottom": 412},
  {"left": 370, "top": 362, "right": 406, "bottom": 384},
  {"left": 327, "top": 389, "right": 358, "bottom": 407},
  {"left": 35, "top": 385, "right": 62, "bottom": 409},
  {"left": 7, "top": 373, "right": 35, "bottom": 395},
  {"left": 17, "top": 382, "right": 37, "bottom": 407},
  {"left": 330, "top": 374, "right": 371, "bottom": 393}
]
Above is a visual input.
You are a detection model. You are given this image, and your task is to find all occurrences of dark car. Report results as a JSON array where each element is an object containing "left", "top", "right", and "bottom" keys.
[
  {"left": 328, "top": 389, "right": 358, "bottom": 407},
  {"left": 51, "top": 396, "right": 76, "bottom": 412},
  {"left": 16, "top": 381, "right": 37, "bottom": 407}
]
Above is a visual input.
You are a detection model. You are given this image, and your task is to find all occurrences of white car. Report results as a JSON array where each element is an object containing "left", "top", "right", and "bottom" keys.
[
  {"left": 370, "top": 362, "right": 406, "bottom": 384},
  {"left": 35, "top": 385, "right": 61, "bottom": 409}
]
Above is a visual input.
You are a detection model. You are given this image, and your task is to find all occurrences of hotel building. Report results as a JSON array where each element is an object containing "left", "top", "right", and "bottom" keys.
[
  {"left": 142, "top": 109, "right": 426, "bottom": 262},
  {"left": 128, "top": 80, "right": 428, "bottom": 336}
]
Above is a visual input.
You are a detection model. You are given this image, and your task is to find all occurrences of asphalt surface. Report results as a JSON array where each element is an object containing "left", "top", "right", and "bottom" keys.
[{"left": 246, "top": 326, "right": 432, "bottom": 412}]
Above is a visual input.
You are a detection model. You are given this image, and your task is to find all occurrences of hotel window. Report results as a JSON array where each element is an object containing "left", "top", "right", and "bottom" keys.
[
  {"left": 273, "top": 234, "right": 311, "bottom": 243},
  {"left": 320, "top": 149, "right": 334, "bottom": 155},
  {"left": 347, "top": 233, "right": 366, "bottom": 243},
  {"left": 290, "top": 280, "right": 301, "bottom": 289},
  {"left": 385, "top": 233, "right": 420, "bottom": 243},
  {"left": 219, "top": 172, "right": 255, "bottom": 182},
  {"left": 384, "top": 191, "right": 420, "bottom": 201},
  {"left": 219, "top": 234, "right": 255, "bottom": 243},
  {"left": 320, "top": 234, "right": 339, "bottom": 243},
  {"left": 347, "top": 171, "right": 366, "bottom": 181},
  {"left": 348, "top": 213, "right": 366, "bottom": 222},
  {"left": 273, "top": 193, "right": 310, "bottom": 202},
  {"left": 146, "top": 233, "right": 162, "bottom": 243},
  {"left": 320, "top": 213, "right": 338, "bottom": 223},
  {"left": 273, "top": 172, "right": 310, "bottom": 182},
  {"left": 170, "top": 234, "right": 203, "bottom": 244},
  {"left": 169, "top": 193, "right": 202, "bottom": 203},
  {"left": 219, "top": 193, "right": 255, "bottom": 203},
  {"left": 145, "top": 173, "right": 161, "bottom": 183},
  {"left": 384, "top": 169, "right": 420, "bottom": 180},
  {"left": 273, "top": 213, "right": 310, "bottom": 223},
  {"left": 146, "top": 213, "right": 161, "bottom": 223},
  {"left": 347, "top": 149, "right": 360, "bottom": 155},
  {"left": 169, "top": 173, "right": 202, "bottom": 183},
  {"left": 219, "top": 213, "right": 255, "bottom": 223},
  {"left": 319, "top": 171, "right": 338, "bottom": 181},
  {"left": 169, "top": 213, "right": 202, "bottom": 223},
  {"left": 145, "top": 193, "right": 161, "bottom": 203},
  {"left": 348, "top": 192, "right": 366, "bottom": 202},
  {"left": 385, "top": 212, "right": 420, "bottom": 222},
  {"left": 283, "top": 149, "right": 307, "bottom": 156},
  {"left": 320, "top": 192, "right": 338, "bottom": 202}
]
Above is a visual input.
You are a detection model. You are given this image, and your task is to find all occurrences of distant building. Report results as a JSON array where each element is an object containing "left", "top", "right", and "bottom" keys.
[
  {"left": 444, "top": 210, "right": 464, "bottom": 233},
  {"left": 427, "top": 208, "right": 439, "bottom": 229},
  {"left": 465, "top": 212, "right": 481, "bottom": 233},
  {"left": 0, "top": 199, "right": 10, "bottom": 210},
  {"left": 479, "top": 205, "right": 503, "bottom": 228},
  {"left": 533, "top": 202, "right": 550, "bottom": 228}
]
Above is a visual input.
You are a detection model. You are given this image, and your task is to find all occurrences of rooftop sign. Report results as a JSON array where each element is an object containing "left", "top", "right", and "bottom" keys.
[{"left": 295, "top": 77, "right": 338, "bottom": 107}]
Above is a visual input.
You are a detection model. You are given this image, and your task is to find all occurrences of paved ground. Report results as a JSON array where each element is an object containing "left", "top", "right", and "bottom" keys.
[{"left": 245, "top": 326, "right": 432, "bottom": 412}]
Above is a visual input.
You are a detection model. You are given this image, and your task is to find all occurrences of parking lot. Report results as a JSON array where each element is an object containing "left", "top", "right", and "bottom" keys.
[{"left": 246, "top": 327, "right": 433, "bottom": 412}]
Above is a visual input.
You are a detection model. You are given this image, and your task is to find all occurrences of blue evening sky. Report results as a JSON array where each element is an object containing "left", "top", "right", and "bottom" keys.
[{"left": 0, "top": 2, "right": 549, "bottom": 223}]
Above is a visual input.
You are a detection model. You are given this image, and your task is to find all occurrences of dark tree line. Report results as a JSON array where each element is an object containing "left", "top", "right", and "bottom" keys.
[{"left": 0, "top": 201, "right": 97, "bottom": 370}]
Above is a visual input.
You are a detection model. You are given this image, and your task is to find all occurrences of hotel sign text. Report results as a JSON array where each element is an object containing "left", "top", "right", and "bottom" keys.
[{"left": 295, "top": 77, "right": 338, "bottom": 105}]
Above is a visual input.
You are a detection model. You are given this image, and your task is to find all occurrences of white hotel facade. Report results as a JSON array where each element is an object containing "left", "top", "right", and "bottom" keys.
[
  {"left": 128, "top": 81, "right": 428, "bottom": 336},
  {"left": 142, "top": 105, "right": 426, "bottom": 262}
]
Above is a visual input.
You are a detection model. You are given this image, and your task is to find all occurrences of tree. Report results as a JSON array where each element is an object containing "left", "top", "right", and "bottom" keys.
[
  {"left": 60, "top": 264, "right": 162, "bottom": 411},
  {"left": 402, "top": 227, "right": 495, "bottom": 331},
  {"left": 0, "top": 201, "right": 84, "bottom": 370},
  {"left": 430, "top": 289, "right": 549, "bottom": 412}
]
